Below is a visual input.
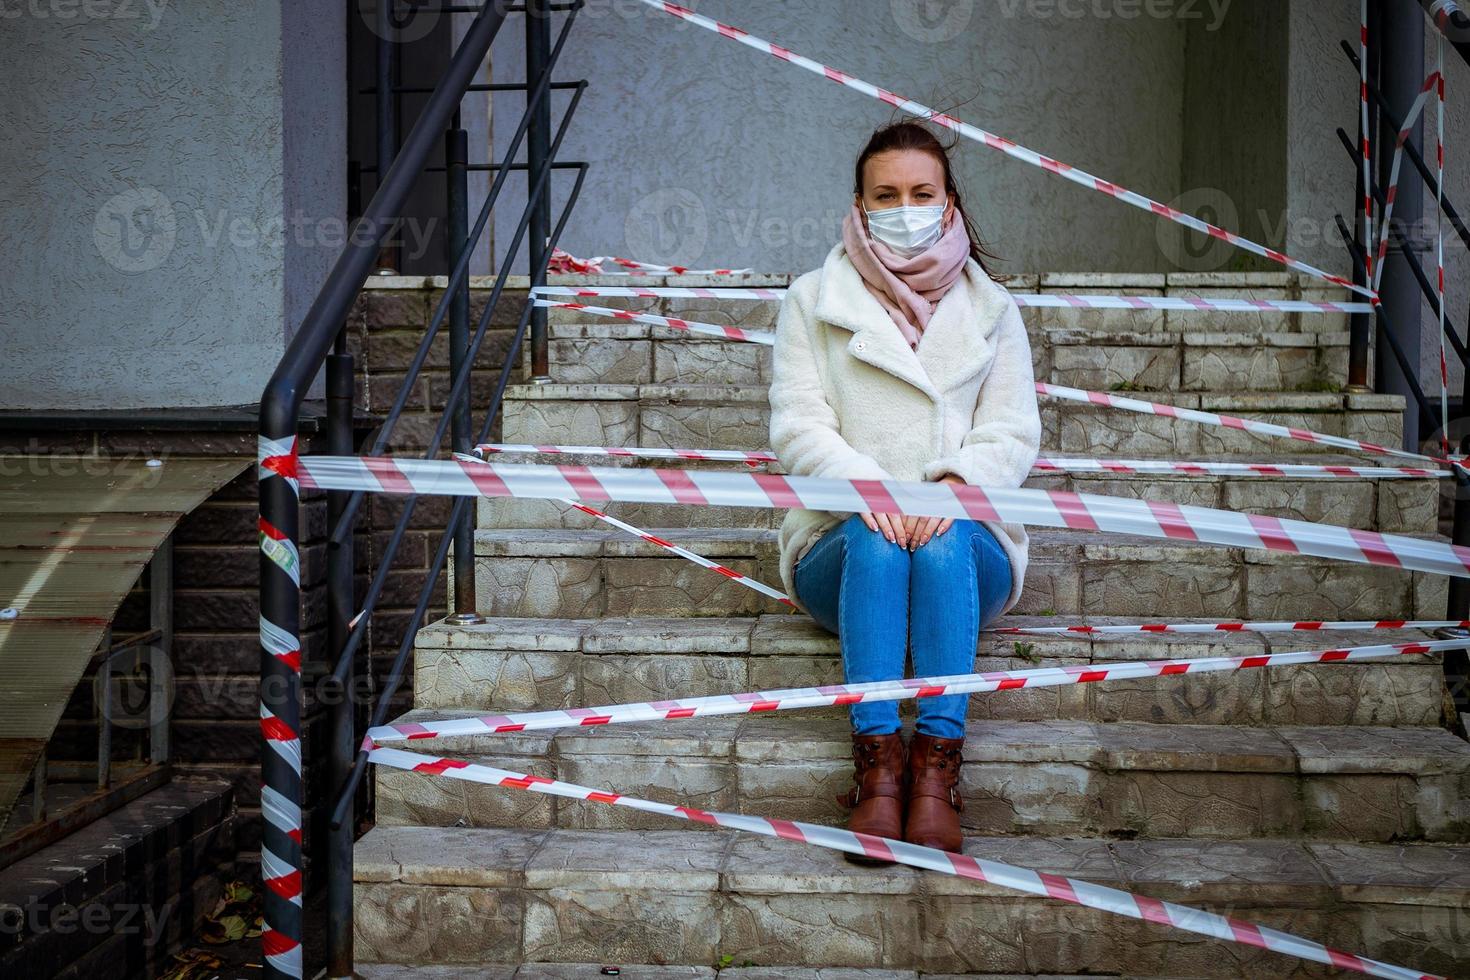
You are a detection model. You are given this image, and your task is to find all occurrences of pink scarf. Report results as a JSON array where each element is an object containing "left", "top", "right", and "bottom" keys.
[{"left": 841, "top": 202, "right": 971, "bottom": 350}]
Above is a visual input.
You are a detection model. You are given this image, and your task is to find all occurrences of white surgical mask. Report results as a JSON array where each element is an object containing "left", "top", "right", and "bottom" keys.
[{"left": 863, "top": 203, "right": 946, "bottom": 257}]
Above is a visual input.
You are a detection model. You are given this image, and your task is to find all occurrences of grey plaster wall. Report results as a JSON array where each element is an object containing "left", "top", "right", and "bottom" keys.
[
  {"left": 0, "top": 0, "right": 344, "bottom": 410},
  {"left": 1178, "top": 1, "right": 1289, "bottom": 269},
  {"left": 490, "top": 0, "right": 1193, "bottom": 276}
]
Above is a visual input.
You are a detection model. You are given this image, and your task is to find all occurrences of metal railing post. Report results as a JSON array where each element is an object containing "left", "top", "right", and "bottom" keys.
[
  {"left": 446, "top": 122, "right": 484, "bottom": 626},
  {"left": 148, "top": 537, "right": 172, "bottom": 766},
  {"left": 325, "top": 337, "right": 357, "bottom": 979},
  {"left": 527, "top": 0, "right": 553, "bottom": 381},
  {"left": 1378, "top": 0, "right": 1428, "bottom": 448},
  {"left": 376, "top": 0, "right": 400, "bottom": 274}
]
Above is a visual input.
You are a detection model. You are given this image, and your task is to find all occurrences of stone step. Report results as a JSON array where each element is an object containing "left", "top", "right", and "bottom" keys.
[
  {"left": 537, "top": 270, "right": 1351, "bottom": 337},
  {"left": 354, "top": 826, "right": 1470, "bottom": 977},
  {"left": 410, "top": 615, "right": 1447, "bottom": 728},
  {"left": 499, "top": 383, "right": 1403, "bottom": 462},
  {"left": 358, "top": 966, "right": 1141, "bottom": 979},
  {"left": 472, "top": 527, "right": 1447, "bottom": 621},
  {"left": 531, "top": 321, "right": 1351, "bottom": 393},
  {"left": 373, "top": 713, "right": 1470, "bottom": 843},
  {"left": 476, "top": 451, "right": 1439, "bottom": 535}
]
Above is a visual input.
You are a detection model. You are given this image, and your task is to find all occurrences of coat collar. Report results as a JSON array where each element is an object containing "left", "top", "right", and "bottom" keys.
[{"left": 811, "top": 241, "right": 1011, "bottom": 398}]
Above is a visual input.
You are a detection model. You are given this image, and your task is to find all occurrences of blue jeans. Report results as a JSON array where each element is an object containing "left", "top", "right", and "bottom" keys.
[{"left": 793, "top": 514, "right": 1013, "bottom": 740}]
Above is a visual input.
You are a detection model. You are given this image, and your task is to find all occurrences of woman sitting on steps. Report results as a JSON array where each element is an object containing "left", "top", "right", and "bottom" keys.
[{"left": 768, "top": 120, "right": 1042, "bottom": 861}]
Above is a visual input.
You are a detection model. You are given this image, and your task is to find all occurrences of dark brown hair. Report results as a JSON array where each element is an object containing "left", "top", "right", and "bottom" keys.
[{"left": 853, "top": 120, "right": 1005, "bottom": 283}]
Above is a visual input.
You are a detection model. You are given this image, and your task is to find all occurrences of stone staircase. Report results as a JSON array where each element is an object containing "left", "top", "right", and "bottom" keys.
[{"left": 355, "top": 272, "right": 1470, "bottom": 978}]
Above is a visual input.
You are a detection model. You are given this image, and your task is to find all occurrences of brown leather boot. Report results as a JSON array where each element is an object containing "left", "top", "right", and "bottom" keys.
[
  {"left": 905, "top": 732, "right": 964, "bottom": 852},
  {"left": 837, "top": 732, "right": 906, "bottom": 865}
]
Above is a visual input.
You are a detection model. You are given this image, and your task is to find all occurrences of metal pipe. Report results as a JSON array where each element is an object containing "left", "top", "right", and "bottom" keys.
[
  {"left": 446, "top": 125, "right": 483, "bottom": 626},
  {"left": 31, "top": 756, "right": 45, "bottom": 824},
  {"left": 526, "top": 0, "right": 552, "bottom": 381},
  {"left": 1378, "top": 0, "right": 1428, "bottom": 449},
  {"left": 258, "top": 6, "right": 513, "bottom": 977},
  {"left": 1417, "top": 0, "right": 1470, "bottom": 66},
  {"left": 376, "top": 0, "right": 400, "bottom": 274},
  {"left": 148, "top": 537, "right": 172, "bottom": 766},
  {"left": 97, "top": 627, "right": 111, "bottom": 791},
  {"left": 358, "top": 79, "right": 585, "bottom": 96},
  {"left": 325, "top": 345, "right": 357, "bottom": 980}
]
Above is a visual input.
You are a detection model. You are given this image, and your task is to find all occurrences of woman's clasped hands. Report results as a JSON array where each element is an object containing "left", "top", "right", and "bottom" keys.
[{"left": 859, "top": 473, "right": 966, "bottom": 550}]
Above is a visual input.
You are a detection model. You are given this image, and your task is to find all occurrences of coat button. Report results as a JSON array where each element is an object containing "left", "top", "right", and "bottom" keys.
[{"left": 854, "top": 340, "right": 866, "bottom": 351}]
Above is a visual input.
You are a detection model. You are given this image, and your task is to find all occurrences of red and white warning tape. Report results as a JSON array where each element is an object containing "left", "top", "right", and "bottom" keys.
[
  {"left": 532, "top": 300, "right": 777, "bottom": 345},
  {"left": 992, "top": 618, "right": 1470, "bottom": 636},
  {"left": 1434, "top": 38, "right": 1450, "bottom": 453},
  {"left": 293, "top": 456, "right": 1470, "bottom": 578},
  {"left": 365, "top": 742, "right": 1438, "bottom": 980},
  {"left": 532, "top": 285, "right": 1371, "bottom": 316},
  {"left": 366, "top": 636, "right": 1461, "bottom": 746},
  {"left": 547, "top": 246, "right": 753, "bottom": 277},
  {"left": 556, "top": 494, "right": 795, "bottom": 608},
  {"left": 1371, "top": 71, "right": 1444, "bottom": 293},
  {"left": 476, "top": 442, "right": 776, "bottom": 465},
  {"left": 630, "top": 0, "right": 1371, "bottom": 299},
  {"left": 1361, "top": 0, "right": 1376, "bottom": 288},
  {"left": 1036, "top": 381, "right": 1464, "bottom": 471},
  {"left": 526, "top": 297, "right": 1458, "bottom": 471},
  {"left": 474, "top": 442, "right": 1449, "bottom": 480}
]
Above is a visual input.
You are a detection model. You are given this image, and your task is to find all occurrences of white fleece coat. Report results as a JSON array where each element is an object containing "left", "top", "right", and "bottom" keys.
[{"left": 769, "top": 241, "right": 1042, "bottom": 616}]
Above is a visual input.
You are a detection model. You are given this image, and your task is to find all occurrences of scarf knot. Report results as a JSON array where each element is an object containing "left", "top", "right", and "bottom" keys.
[{"left": 840, "top": 202, "right": 971, "bottom": 350}]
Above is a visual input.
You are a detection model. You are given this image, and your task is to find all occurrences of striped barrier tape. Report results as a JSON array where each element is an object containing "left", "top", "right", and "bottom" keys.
[
  {"left": 257, "top": 435, "right": 305, "bottom": 978},
  {"left": 1371, "top": 71, "right": 1444, "bottom": 293},
  {"left": 557, "top": 494, "right": 795, "bottom": 608},
  {"left": 532, "top": 286, "right": 1372, "bottom": 316},
  {"left": 292, "top": 455, "right": 1470, "bottom": 579},
  {"left": 473, "top": 442, "right": 1450, "bottom": 480},
  {"left": 365, "top": 636, "right": 1462, "bottom": 746},
  {"left": 1035, "top": 381, "right": 1464, "bottom": 472},
  {"left": 1361, "top": 0, "right": 1375, "bottom": 287},
  {"left": 460, "top": 449, "right": 1450, "bottom": 612},
  {"left": 365, "top": 743, "right": 1439, "bottom": 980},
  {"left": 532, "top": 300, "right": 776, "bottom": 345},
  {"left": 476, "top": 442, "right": 777, "bottom": 465},
  {"left": 630, "top": 0, "right": 1372, "bottom": 299},
  {"left": 1435, "top": 37, "right": 1450, "bottom": 453},
  {"left": 526, "top": 297, "right": 1456, "bottom": 471},
  {"left": 548, "top": 246, "right": 753, "bottom": 276},
  {"left": 992, "top": 618, "right": 1470, "bottom": 636},
  {"left": 451, "top": 451, "right": 796, "bottom": 605}
]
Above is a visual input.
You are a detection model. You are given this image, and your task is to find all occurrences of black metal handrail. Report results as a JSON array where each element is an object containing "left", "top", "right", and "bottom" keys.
[
  {"left": 1341, "top": 41, "right": 1470, "bottom": 252},
  {"left": 1340, "top": 5, "right": 1470, "bottom": 710},
  {"left": 258, "top": 2, "right": 585, "bottom": 977}
]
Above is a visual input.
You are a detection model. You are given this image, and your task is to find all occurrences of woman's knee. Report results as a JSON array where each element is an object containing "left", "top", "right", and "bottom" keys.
[{"left": 910, "top": 519, "right": 975, "bottom": 571}]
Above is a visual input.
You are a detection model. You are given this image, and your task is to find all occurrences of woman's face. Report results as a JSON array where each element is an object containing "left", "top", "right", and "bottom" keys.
[{"left": 856, "top": 148, "right": 953, "bottom": 218}]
